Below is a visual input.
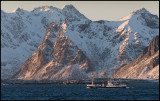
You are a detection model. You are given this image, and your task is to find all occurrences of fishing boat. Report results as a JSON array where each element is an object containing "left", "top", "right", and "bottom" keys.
[{"left": 86, "top": 79, "right": 127, "bottom": 88}]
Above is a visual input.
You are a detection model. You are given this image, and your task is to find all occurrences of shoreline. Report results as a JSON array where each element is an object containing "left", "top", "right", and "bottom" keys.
[{"left": 1, "top": 79, "right": 159, "bottom": 85}]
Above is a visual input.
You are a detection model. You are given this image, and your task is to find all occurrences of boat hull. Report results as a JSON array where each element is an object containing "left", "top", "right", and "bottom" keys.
[{"left": 86, "top": 85, "right": 127, "bottom": 88}]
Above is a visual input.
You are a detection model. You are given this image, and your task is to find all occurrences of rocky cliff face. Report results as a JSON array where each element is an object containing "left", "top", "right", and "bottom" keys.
[
  {"left": 112, "top": 36, "right": 159, "bottom": 79},
  {"left": 1, "top": 5, "right": 89, "bottom": 79},
  {"left": 13, "top": 21, "right": 90, "bottom": 80},
  {"left": 142, "top": 35, "right": 159, "bottom": 57},
  {"left": 141, "top": 36, "right": 159, "bottom": 70},
  {"left": 2, "top": 5, "right": 159, "bottom": 80}
]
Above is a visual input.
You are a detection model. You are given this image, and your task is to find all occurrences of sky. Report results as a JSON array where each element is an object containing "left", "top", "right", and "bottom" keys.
[{"left": 1, "top": 1, "right": 159, "bottom": 21}]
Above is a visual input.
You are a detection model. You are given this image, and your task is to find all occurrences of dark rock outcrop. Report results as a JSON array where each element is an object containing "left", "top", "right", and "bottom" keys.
[
  {"left": 142, "top": 35, "right": 159, "bottom": 57},
  {"left": 113, "top": 36, "right": 159, "bottom": 79}
]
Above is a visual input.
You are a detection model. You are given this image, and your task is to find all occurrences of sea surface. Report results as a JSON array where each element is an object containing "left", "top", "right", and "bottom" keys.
[{"left": 1, "top": 82, "right": 159, "bottom": 100}]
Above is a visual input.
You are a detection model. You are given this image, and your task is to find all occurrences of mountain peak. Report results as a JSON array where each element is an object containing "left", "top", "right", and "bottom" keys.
[
  {"left": 33, "top": 6, "right": 57, "bottom": 12},
  {"left": 12, "top": 8, "right": 24, "bottom": 13},
  {"left": 133, "top": 8, "right": 150, "bottom": 14},
  {"left": 39, "top": 6, "right": 51, "bottom": 11},
  {"left": 61, "top": 4, "right": 88, "bottom": 21},
  {"left": 117, "top": 8, "right": 152, "bottom": 21},
  {"left": 61, "top": 4, "right": 76, "bottom": 10}
]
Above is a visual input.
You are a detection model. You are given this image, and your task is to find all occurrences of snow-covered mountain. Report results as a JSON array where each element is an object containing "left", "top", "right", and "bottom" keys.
[
  {"left": 112, "top": 36, "right": 159, "bottom": 80},
  {"left": 12, "top": 20, "right": 91, "bottom": 81},
  {"left": 1, "top": 5, "right": 89, "bottom": 79},
  {"left": 1, "top": 5, "right": 159, "bottom": 80}
]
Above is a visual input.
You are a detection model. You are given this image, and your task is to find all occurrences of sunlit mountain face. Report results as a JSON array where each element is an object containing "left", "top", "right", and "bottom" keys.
[
  {"left": 112, "top": 36, "right": 159, "bottom": 79},
  {"left": 1, "top": 5, "right": 159, "bottom": 80}
]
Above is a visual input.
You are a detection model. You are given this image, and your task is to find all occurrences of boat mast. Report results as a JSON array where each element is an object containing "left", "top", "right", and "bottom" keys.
[
  {"left": 92, "top": 77, "right": 94, "bottom": 85},
  {"left": 91, "top": 72, "right": 94, "bottom": 85}
]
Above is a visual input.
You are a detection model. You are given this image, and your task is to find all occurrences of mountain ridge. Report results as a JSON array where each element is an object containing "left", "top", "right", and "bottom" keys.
[
  {"left": 112, "top": 36, "right": 159, "bottom": 79},
  {"left": 1, "top": 5, "right": 159, "bottom": 80}
]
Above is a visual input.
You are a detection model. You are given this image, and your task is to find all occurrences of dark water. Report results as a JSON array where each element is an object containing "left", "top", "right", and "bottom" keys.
[{"left": 1, "top": 82, "right": 159, "bottom": 100}]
